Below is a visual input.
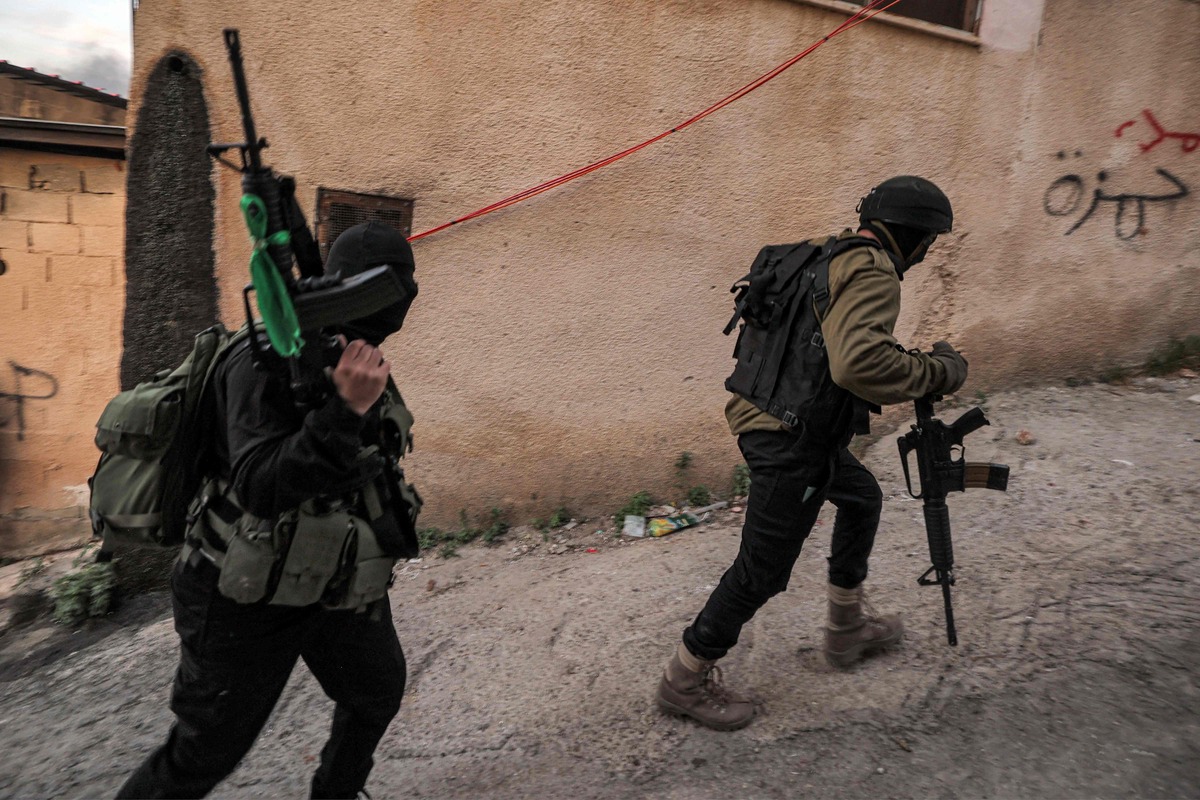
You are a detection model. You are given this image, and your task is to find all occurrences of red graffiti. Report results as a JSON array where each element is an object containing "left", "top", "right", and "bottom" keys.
[{"left": 1115, "top": 109, "right": 1200, "bottom": 154}]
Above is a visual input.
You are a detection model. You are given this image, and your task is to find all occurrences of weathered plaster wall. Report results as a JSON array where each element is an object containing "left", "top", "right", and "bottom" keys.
[
  {"left": 0, "top": 149, "right": 126, "bottom": 557},
  {"left": 127, "top": 0, "right": 1199, "bottom": 527}
]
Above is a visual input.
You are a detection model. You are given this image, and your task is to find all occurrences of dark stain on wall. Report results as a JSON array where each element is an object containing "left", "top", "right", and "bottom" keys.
[{"left": 121, "top": 51, "right": 217, "bottom": 389}]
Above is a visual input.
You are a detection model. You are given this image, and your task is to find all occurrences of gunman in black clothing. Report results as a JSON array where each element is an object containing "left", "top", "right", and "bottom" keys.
[{"left": 117, "top": 222, "right": 420, "bottom": 800}]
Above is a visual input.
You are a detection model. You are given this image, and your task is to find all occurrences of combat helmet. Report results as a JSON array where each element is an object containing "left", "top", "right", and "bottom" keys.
[
  {"left": 857, "top": 175, "right": 953, "bottom": 233},
  {"left": 857, "top": 176, "right": 953, "bottom": 272}
]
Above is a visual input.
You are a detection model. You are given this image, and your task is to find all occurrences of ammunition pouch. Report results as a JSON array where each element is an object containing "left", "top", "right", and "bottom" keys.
[{"left": 183, "top": 478, "right": 398, "bottom": 611}]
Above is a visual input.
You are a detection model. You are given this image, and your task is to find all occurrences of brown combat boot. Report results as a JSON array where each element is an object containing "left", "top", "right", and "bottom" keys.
[
  {"left": 655, "top": 642, "right": 757, "bottom": 731},
  {"left": 824, "top": 582, "right": 904, "bottom": 668}
]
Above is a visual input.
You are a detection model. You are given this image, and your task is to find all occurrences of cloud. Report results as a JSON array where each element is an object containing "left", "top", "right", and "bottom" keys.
[
  {"left": 0, "top": 1, "right": 131, "bottom": 95},
  {"left": 68, "top": 51, "right": 130, "bottom": 95}
]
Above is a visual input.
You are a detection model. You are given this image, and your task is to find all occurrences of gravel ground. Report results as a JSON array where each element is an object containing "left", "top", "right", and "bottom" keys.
[{"left": 1, "top": 378, "right": 1198, "bottom": 799}]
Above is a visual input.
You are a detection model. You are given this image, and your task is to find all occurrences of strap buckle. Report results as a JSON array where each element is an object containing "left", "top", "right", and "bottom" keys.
[{"left": 810, "top": 331, "right": 825, "bottom": 348}]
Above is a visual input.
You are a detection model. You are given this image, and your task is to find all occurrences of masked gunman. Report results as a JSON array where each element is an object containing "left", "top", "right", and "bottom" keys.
[
  {"left": 655, "top": 177, "right": 969, "bottom": 730},
  {"left": 117, "top": 222, "right": 421, "bottom": 799}
]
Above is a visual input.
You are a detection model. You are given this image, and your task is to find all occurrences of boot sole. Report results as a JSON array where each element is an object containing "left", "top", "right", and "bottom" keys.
[
  {"left": 825, "top": 629, "right": 904, "bottom": 668},
  {"left": 656, "top": 696, "right": 756, "bottom": 732}
]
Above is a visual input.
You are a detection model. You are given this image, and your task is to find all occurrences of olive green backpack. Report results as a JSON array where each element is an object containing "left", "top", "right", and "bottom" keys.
[{"left": 88, "top": 324, "right": 248, "bottom": 556}]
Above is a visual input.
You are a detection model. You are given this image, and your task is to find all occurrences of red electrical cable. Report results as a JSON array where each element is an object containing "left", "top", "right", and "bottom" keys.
[{"left": 408, "top": 0, "right": 904, "bottom": 242}]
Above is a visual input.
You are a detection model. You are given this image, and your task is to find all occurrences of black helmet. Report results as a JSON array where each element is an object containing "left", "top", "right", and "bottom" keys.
[{"left": 857, "top": 176, "right": 953, "bottom": 234}]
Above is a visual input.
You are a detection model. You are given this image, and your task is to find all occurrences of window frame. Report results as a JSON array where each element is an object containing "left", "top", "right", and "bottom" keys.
[{"left": 790, "top": 0, "right": 983, "bottom": 45}]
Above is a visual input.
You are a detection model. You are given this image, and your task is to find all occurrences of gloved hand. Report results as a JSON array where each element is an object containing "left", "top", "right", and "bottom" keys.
[{"left": 930, "top": 340, "right": 968, "bottom": 394}]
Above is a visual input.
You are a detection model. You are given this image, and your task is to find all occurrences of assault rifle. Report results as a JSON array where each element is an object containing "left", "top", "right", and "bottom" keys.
[
  {"left": 897, "top": 395, "right": 1010, "bottom": 646},
  {"left": 207, "top": 29, "right": 407, "bottom": 404}
]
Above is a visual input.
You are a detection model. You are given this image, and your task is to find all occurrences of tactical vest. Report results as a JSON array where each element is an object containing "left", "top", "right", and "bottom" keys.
[
  {"left": 180, "top": 383, "right": 422, "bottom": 611},
  {"left": 724, "top": 236, "right": 881, "bottom": 442}
]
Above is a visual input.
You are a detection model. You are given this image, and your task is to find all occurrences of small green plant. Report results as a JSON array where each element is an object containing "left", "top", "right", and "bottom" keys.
[
  {"left": 615, "top": 490, "right": 653, "bottom": 522},
  {"left": 438, "top": 541, "right": 460, "bottom": 559},
  {"left": 731, "top": 463, "right": 751, "bottom": 497},
  {"left": 16, "top": 557, "right": 46, "bottom": 587},
  {"left": 1144, "top": 335, "right": 1200, "bottom": 376},
  {"left": 481, "top": 507, "right": 509, "bottom": 544},
  {"left": 531, "top": 517, "right": 548, "bottom": 532},
  {"left": 50, "top": 562, "right": 116, "bottom": 626},
  {"left": 686, "top": 485, "right": 712, "bottom": 507},
  {"left": 418, "top": 527, "right": 445, "bottom": 551},
  {"left": 674, "top": 452, "right": 694, "bottom": 473},
  {"left": 451, "top": 508, "right": 483, "bottom": 546},
  {"left": 549, "top": 506, "right": 571, "bottom": 528}
]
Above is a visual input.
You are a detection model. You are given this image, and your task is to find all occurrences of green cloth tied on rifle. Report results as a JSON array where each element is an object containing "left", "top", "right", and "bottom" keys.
[{"left": 241, "top": 193, "right": 303, "bottom": 358}]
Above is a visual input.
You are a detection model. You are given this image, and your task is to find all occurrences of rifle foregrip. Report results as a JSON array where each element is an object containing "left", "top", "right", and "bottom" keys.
[
  {"left": 963, "top": 462, "right": 1009, "bottom": 491},
  {"left": 923, "top": 500, "right": 954, "bottom": 571},
  {"left": 949, "top": 406, "right": 989, "bottom": 440}
]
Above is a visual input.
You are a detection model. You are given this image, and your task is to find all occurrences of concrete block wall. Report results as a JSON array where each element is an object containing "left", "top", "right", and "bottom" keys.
[{"left": 0, "top": 148, "right": 126, "bottom": 559}]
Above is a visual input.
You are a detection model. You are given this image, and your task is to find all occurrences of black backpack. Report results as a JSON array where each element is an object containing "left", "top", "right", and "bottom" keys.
[{"left": 723, "top": 236, "right": 878, "bottom": 437}]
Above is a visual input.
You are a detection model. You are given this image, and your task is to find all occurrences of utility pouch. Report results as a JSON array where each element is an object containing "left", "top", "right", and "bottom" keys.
[
  {"left": 94, "top": 380, "right": 181, "bottom": 460},
  {"left": 269, "top": 510, "right": 353, "bottom": 607},
  {"left": 216, "top": 515, "right": 279, "bottom": 604},
  {"left": 321, "top": 515, "right": 395, "bottom": 611}
]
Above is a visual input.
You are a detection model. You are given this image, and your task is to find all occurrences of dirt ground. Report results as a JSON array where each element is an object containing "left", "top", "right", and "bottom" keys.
[{"left": 1, "top": 377, "right": 1198, "bottom": 800}]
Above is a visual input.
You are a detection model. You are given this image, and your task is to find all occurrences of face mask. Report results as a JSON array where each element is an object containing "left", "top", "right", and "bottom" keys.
[
  {"left": 903, "top": 231, "right": 938, "bottom": 269},
  {"left": 338, "top": 296, "right": 414, "bottom": 347}
]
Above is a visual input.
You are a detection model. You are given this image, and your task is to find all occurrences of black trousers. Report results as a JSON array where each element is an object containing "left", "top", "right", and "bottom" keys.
[
  {"left": 116, "top": 558, "right": 406, "bottom": 800},
  {"left": 683, "top": 429, "right": 883, "bottom": 661}
]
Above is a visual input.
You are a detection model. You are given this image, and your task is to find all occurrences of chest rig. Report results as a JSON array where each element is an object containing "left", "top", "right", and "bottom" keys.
[{"left": 181, "top": 382, "right": 422, "bottom": 611}]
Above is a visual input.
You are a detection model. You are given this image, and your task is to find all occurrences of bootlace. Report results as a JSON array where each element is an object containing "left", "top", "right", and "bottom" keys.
[
  {"left": 860, "top": 590, "right": 880, "bottom": 621},
  {"left": 700, "top": 665, "right": 736, "bottom": 706}
]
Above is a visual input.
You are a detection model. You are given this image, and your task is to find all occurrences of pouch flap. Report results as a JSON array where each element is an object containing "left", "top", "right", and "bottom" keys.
[{"left": 95, "top": 383, "right": 183, "bottom": 459}]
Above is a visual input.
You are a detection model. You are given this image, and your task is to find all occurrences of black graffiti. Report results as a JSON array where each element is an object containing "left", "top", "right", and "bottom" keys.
[
  {"left": 1043, "top": 168, "right": 1190, "bottom": 240},
  {"left": 0, "top": 362, "right": 59, "bottom": 441}
]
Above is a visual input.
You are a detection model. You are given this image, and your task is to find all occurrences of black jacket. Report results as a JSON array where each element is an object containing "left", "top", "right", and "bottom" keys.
[{"left": 209, "top": 343, "right": 384, "bottom": 520}]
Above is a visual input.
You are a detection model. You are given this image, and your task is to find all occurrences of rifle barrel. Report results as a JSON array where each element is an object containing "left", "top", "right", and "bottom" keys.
[{"left": 222, "top": 29, "right": 262, "bottom": 171}]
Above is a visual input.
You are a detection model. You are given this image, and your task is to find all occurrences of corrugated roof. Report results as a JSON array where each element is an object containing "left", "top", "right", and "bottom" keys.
[{"left": 0, "top": 60, "right": 127, "bottom": 108}]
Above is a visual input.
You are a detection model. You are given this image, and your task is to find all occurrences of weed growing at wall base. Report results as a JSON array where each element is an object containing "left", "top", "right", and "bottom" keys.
[
  {"left": 1144, "top": 335, "right": 1200, "bottom": 376},
  {"left": 615, "top": 490, "right": 654, "bottom": 523},
  {"left": 731, "top": 464, "right": 750, "bottom": 498},
  {"left": 50, "top": 562, "right": 116, "bottom": 626}
]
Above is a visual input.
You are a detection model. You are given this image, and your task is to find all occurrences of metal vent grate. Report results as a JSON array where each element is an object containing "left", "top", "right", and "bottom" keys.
[{"left": 315, "top": 188, "right": 414, "bottom": 259}]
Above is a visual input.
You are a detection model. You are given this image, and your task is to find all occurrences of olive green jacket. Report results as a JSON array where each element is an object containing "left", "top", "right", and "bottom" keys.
[{"left": 726, "top": 229, "right": 956, "bottom": 435}]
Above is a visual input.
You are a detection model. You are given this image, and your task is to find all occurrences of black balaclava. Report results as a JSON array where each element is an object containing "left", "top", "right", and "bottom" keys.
[
  {"left": 860, "top": 220, "right": 936, "bottom": 279},
  {"left": 324, "top": 221, "right": 418, "bottom": 345}
]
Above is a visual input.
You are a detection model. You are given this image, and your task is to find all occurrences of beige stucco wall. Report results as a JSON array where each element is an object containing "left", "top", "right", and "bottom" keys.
[
  {"left": 123, "top": 0, "right": 1198, "bottom": 528},
  {"left": 0, "top": 149, "right": 126, "bottom": 557}
]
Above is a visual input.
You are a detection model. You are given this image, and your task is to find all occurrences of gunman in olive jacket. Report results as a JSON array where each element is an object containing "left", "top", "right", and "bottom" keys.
[
  {"left": 655, "top": 177, "right": 969, "bottom": 731},
  {"left": 117, "top": 222, "right": 419, "bottom": 800}
]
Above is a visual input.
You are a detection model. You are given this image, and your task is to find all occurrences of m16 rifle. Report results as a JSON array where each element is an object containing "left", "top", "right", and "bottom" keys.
[
  {"left": 207, "top": 28, "right": 407, "bottom": 405},
  {"left": 897, "top": 395, "right": 1010, "bottom": 646}
]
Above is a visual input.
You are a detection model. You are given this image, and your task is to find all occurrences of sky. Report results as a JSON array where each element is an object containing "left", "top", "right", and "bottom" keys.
[{"left": 0, "top": 0, "right": 132, "bottom": 96}]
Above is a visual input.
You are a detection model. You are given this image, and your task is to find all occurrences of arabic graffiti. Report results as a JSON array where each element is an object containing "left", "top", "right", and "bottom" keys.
[
  {"left": 0, "top": 361, "right": 59, "bottom": 441},
  {"left": 1044, "top": 154, "right": 1190, "bottom": 239},
  {"left": 1115, "top": 109, "right": 1200, "bottom": 155}
]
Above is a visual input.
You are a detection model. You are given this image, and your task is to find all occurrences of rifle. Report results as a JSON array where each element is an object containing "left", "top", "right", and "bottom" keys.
[
  {"left": 897, "top": 395, "right": 1010, "bottom": 646},
  {"left": 207, "top": 28, "right": 407, "bottom": 404}
]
